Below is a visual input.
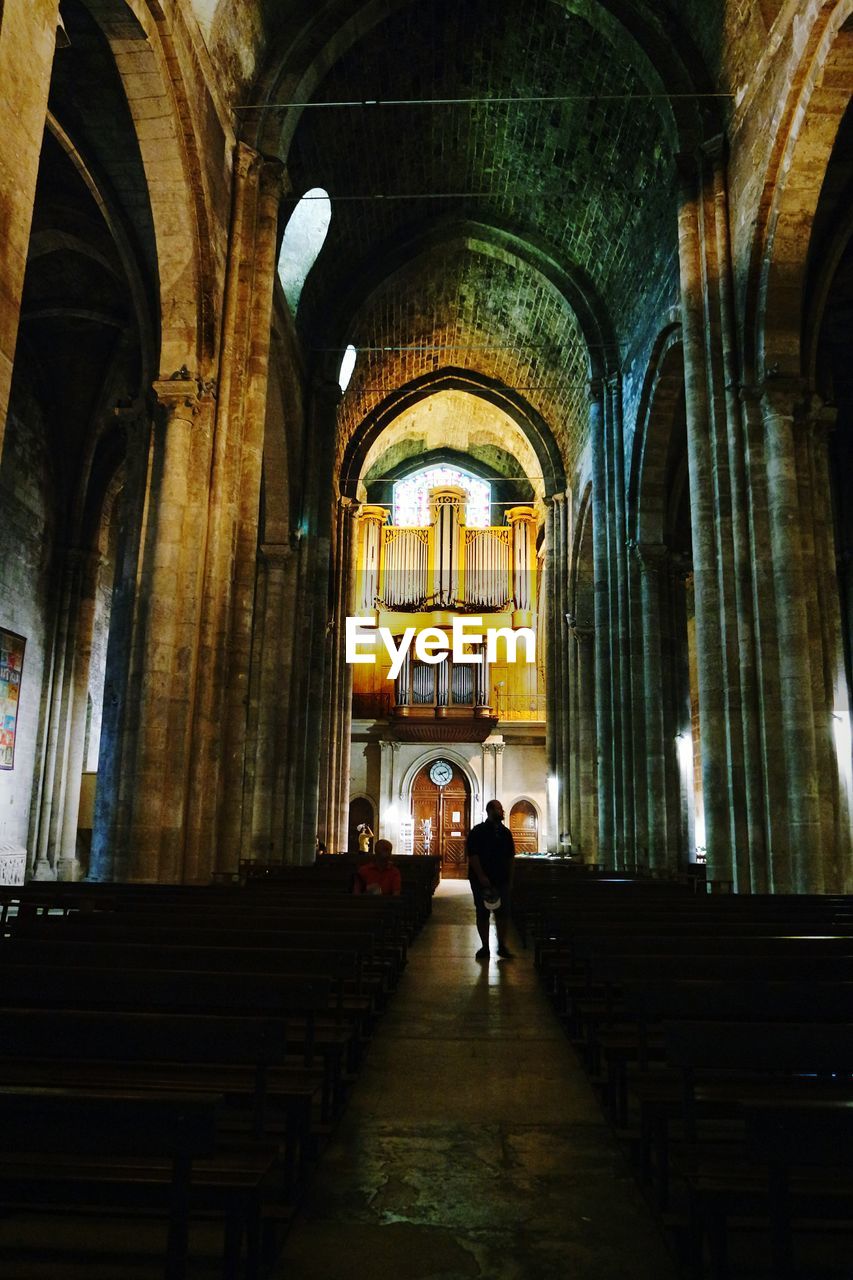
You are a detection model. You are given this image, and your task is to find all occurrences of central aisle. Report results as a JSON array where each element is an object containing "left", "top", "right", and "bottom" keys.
[{"left": 276, "top": 880, "right": 676, "bottom": 1279}]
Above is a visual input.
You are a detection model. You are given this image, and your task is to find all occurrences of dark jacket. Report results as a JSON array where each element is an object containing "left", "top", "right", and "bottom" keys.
[{"left": 467, "top": 819, "right": 515, "bottom": 885}]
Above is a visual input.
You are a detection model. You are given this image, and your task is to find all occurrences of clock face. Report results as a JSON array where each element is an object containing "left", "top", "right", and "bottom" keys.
[{"left": 429, "top": 760, "right": 453, "bottom": 787}]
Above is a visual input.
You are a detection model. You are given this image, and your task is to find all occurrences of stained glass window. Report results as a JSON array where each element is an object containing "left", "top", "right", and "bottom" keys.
[{"left": 393, "top": 466, "right": 491, "bottom": 528}]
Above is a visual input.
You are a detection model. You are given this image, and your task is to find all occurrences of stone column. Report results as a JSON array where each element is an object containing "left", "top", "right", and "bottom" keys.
[
  {"left": 318, "top": 494, "right": 358, "bottom": 855},
  {"left": 185, "top": 145, "right": 284, "bottom": 879},
  {"left": 589, "top": 382, "right": 614, "bottom": 865},
  {"left": 676, "top": 155, "right": 733, "bottom": 886},
  {"left": 709, "top": 141, "right": 766, "bottom": 890},
  {"left": 627, "top": 545, "right": 647, "bottom": 870},
  {"left": 632, "top": 542, "right": 669, "bottom": 870},
  {"left": 602, "top": 381, "right": 624, "bottom": 867},
  {"left": 557, "top": 492, "right": 572, "bottom": 844},
  {"left": 378, "top": 739, "right": 399, "bottom": 841},
  {"left": 285, "top": 378, "right": 340, "bottom": 861},
  {"left": 95, "top": 379, "right": 215, "bottom": 883},
  {"left": 55, "top": 549, "right": 102, "bottom": 881},
  {"left": 607, "top": 376, "right": 634, "bottom": 868},
  {"left": 28, "top": 547, "right": 100, "bottom": 881},
  {"left": 89, "top": 404, "right": 150, "bottom": 880},
  {"left": 132, "top": 379, "right": 213, "bottom": 882},
  {"left": 0, "top": 0, "right": 61, "bottom": 455},
  {"left": 482, "top": 740, "right": 504, "bottom": 811},
  {"left": 802, "top": 405, "right": 851, "bottom": 888},
  {"left": 246, "top": 541, "right": 297, "bottom": 864},
  {"left": 739, "top": 386, "right": 781, "bottom": 891},
  {"left": 543, "top": 497, "right": 559, "bottom": 850},
  {"left": 569, "top": 619, "right": 597, "bottom": 862},
  {"left": 567, "top": 612, "right": 581, "bottom": 855},
  {"left": 331, "top": 497, "right": 361, "bottom": 853},
  {"left": 319, "top": 499, "right": 345, "bottom": 845},
  {"left": 759, "top": 384, "right": 823, "bottom": 890},
  {"left": 659, "top": 553, "right": 689, "bottom": 867}
]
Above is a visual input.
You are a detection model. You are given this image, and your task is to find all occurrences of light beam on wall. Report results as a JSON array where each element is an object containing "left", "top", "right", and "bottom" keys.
[{"left": 834, "top": 711, "right": 852, "bottom": 787}]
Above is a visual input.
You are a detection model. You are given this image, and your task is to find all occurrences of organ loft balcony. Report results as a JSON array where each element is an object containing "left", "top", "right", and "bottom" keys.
[{"left": 350, "top": 487, "right": 544, "bottom": 741}]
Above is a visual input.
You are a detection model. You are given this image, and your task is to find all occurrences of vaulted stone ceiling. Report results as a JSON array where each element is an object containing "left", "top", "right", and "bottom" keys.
[
  {"left": 333, "top": 241, "right": 590, "bottom": 477},
  {"left": 277, "top": 0, "right": 681, "bottom": 475}
]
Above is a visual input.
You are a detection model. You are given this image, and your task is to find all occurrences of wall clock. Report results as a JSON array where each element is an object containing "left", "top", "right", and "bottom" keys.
[{"left": 429, "top": 759, "right": 453, "bottom": 787}]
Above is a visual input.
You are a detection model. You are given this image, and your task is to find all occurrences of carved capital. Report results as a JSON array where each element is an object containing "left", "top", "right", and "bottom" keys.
[
  {"left": 258, "top": 541, "right": 294, "bottom": 569},
  {"left": 752, "top": 379, "right": 836, "bottom": 443},
  {"left": 359, "top": 504, "right": 389, "bottom": 526},
  {"left": 741, "top": 375, "right": 806, "bottom": 421},
  {"left": 505, "top": 505, "right": 536, "bottom": 526},
  {"left": 629, "top": 539, "right": 669, "bottom": 571},
  {"left": 234, "top": 140, "right": 263, "bottom": 184},
  {"left": 311, "top": 375, "right": 344, "bottom": 408},
  {"left": 152, "top": 378, "right": 202, "bottom": 419},
  {"left": 701, "top": 132, "right": 727, "bottom": 165},
  {"left": 587, "top": 377, "right": 605, "bottom": 407},
  {"left": 568, "top": 612, "right": 594, "bottom": 641},
  {"left": 259, "top": 155, "right": 286, "bottom": 200}
]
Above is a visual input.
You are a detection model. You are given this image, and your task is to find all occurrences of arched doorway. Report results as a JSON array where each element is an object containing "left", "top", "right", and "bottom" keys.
[
  {"left": 347, "top": 796, "right": 375, "bottom": 855},
  {"left": 411, "top": 759, "right": 470, "bottom": 877},
  {"left": 509, "top": 800, "right": 538, "bottom": 854}
]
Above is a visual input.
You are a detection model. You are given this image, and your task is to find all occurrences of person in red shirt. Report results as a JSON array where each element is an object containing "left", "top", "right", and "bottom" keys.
[{"left": 353, "top": 838, "right": 402, "bottom": 896}]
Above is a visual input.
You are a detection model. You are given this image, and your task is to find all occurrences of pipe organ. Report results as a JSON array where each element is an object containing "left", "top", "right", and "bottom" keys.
[
  {"left": 359, "top": 487, "right": 537, "bottom": 615},
  {"left": 352, "top": 488, "right": 543, "bottom": 735}
]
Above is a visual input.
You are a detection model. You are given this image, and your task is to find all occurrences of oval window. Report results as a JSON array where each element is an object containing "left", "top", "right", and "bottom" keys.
[
  {"left": 277, "top": 187, "right": 331, "bottom": 313},
  {"left": 338, "top": 343, "right": 357, "bottom": 392}
]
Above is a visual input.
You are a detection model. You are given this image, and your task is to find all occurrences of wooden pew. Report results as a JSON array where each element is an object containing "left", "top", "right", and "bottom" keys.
[
  {"left": 692, "top": 1099, "right": 853, "bottom": 1279},
  {"left": 0, "top": 870, "right": 422, "bottom": 1277},
  {"left": 0, "top": 1085, "right": 276, "bottom": 1280},
  {"left": 0, "top": 1002, "right": 343, "bottom": 1235},
  {"left": 525, "top": 873, "right": 853, "bottom": 1278},
  {"left": 7, "top": 916, "right": 404, "bottom": 998}
]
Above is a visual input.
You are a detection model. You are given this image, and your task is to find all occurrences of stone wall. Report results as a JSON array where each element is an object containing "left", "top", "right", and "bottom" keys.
[
  {"left": 0, "top": 374, "right": 55, "bottom": 877},
  {"left": 348, "top": 732, "right": 547, "bottom": 848}
]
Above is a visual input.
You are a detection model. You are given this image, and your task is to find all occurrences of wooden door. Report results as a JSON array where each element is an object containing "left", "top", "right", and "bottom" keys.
[
  {"left": 411, "top": 760, "right": 470, "bottom": 877},
  {"left": 509, "top": 800, "right": 538, "bottom": 854}
]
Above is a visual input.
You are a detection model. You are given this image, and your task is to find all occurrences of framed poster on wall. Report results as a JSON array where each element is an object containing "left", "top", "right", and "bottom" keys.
[{"left": 0, "top": 628, "right": 25, "bottom": 770}]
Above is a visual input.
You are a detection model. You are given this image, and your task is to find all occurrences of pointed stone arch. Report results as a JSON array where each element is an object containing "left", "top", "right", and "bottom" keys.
[
  {"left": 80, "top": 0, "right": 217, "bottom": 373},
  {"left": 629, "top": 323, "right": 685, "bottom": 544},
  {"left": 746, "top": 0, "right": 853, "bottom": 382},
  {"left": 340, "top": 368, "right": 567, "bottom": 502}
]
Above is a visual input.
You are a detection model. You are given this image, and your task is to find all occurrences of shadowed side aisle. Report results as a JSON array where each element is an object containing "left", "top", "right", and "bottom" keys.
[{"left": 274, "top": 879, "right": 676, "bottom": 1280}]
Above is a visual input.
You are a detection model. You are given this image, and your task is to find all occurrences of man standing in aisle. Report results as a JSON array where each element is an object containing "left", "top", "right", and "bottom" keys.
[{"left": 467, "top": 799, "right": 515, "bottom": 960}]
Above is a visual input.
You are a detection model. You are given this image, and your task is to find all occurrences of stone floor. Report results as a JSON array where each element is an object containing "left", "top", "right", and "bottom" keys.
[{"left": 275, "top": 880, "right": 677, "bottom": 1280}]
